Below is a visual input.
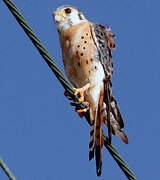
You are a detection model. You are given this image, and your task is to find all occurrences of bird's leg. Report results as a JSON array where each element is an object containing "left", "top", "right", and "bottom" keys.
[
  {"left": 73, "top": 83, "right": 90, "bottom": 117},
  {"left": 73, "top": 83, "right": 90, "bottom": 102}
]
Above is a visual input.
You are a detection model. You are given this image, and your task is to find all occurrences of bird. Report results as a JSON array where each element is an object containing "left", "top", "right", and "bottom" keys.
[{"left": 53, "top": 5, "right": 128, "bottom": 176}]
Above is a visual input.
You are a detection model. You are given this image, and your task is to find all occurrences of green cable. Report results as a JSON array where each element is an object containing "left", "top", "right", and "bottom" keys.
[
  {"left": 0, "top": 158, "right": 16, "bottom": 180},
  {"left": 2, "top": 0, "right": 137, "bottom": 179}
]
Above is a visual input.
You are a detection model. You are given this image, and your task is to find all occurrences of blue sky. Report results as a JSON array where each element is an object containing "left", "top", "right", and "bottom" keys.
[{"left": 1, "top": 0, "right": 160, "bottom": 179}]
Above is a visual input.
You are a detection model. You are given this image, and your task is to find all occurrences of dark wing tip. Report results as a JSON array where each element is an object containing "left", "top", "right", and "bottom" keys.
[
  {"left": 117, "top": 130, "right": 129, "bottom": 144},
  {"left": 89, "top": 150, "right": 94, "bottom": 161}
]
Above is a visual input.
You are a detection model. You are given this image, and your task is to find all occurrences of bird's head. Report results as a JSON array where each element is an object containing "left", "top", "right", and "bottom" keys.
[{"left": 53, "top": 5, "right": 86, "bottom": 32}]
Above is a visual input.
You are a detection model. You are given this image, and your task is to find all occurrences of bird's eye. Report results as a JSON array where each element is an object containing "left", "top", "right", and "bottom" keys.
[{"left": 64, "top": 8, "right": 72, "bottom": 14}]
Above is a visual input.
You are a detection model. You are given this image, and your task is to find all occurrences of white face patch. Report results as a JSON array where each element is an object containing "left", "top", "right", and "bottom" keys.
[{"left": 53, "top": 6, "right": 87, "bottom": 32}]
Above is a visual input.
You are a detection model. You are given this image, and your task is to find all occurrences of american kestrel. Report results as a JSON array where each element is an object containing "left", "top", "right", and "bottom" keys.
[{"left": 53, "top": 5, "right": 128, "bottom": 176}]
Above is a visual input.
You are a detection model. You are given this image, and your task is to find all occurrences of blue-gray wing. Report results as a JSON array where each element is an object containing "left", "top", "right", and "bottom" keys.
[
  {"left": 91, "top": 23, "right": 114, "bottom": 78},
  {"left": 91, "top": 23, "right": 128, "bottom": 144}
]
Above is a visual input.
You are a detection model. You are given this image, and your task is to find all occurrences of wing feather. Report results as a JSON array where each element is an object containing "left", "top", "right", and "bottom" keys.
[
  {"left": 91, "top": 23, "right": 128, "bottom": 144},
  {"left": 91, "top": 23, "right": 114, "bottom": 77}
]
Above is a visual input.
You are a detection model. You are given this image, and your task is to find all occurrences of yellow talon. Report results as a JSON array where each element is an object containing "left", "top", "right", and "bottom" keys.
[
  {"left": 73, "top": 83, "right": 90, "bottom": 118},
  {"left": 65, "top": 83, "right": 90, "bottom": 118},
  {"left": 75, "top": 108, "right": 88, "bottom": 118},
  {"left": 73, "top": 83, "right": 90, "bottom": 102}
]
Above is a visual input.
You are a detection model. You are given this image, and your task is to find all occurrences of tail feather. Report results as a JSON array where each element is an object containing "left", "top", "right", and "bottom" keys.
[
  {"left": 110, "top": 112, "right": 128, "bottom": 144},
  {"left": 104, "top": 81, "right": 112, "bottom": 143},
  {"left": 116, "top": 130, "right": 128, "bottom": 144},
  {"left": 95, "top": 132, "right": 104, "bottom": 176},
  {"left": 89, "top": 81, "right": 128, "bottom": 176},
  {"left": 95, "top": 145, "right": 102, "bottom": 176},
  {"left": 104, "top": 80, "right": 128, "bottom": 144},
  {"left": 110, "top": 96, "right": 124, "bottom": 128},
  {"left": 89, "top": 124, "right": 95, "bottom": 161},
  {"left": 95, "top": 87, "right": 104, "bottom": 176},
  {"left": 88, "top": 87, "right": 104, "bottom": 176}
]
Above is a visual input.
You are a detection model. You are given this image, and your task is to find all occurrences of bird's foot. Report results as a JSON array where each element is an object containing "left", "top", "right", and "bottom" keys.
[
  {"left": 73, "top": 83, "right": 90, "bottom": 102},
  {"left": 64, "top": 83, "right": 90, "bottom": 118},
  {"left": 75, "top": 101, "right": 89, "bottom": 118},
  {"left": 70, "top": 100, "right": 89, "bottom": 118},
  {"left": 73, "top": 83, "right": 90, "bottom": 117}
]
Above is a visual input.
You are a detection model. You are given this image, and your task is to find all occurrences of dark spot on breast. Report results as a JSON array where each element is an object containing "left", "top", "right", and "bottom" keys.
[
  {"left": 80, "top": 53, "right": 83, "bottom": 56},
  {"left": 86, "top": 33, "right": 88, "bottom": 36},
  {"left": 78, "top": 62, "right": 80, "bottom": 66},
  {"left": 95, "top": 66, "right": 97, "bottom": 69},
  {"left": 77, "top": 45, "right": 80, "bottom": 48},
  {"left": 81, "top": 36, "right": 84, "bottom": 39},
  {"left": 89, "top": 70, "right": 90, "bottom": 74},
  {"left": 84, "top": 41, "right": 87, "bottom": 43},
  {"left": 76, "top": 51, "right": 78, "bottom": 55},
  {"left": 86, "top": 60, "right": 88, "bottom": 64},
  {"left": 83, "top": 47, "right": 86, "bottom": 50},
  {"left": 90, "top": 58, "right": 93, "bottom": 62}
]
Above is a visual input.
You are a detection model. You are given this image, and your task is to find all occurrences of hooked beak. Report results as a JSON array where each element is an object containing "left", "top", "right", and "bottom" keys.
[{"left": 53, "top": 12, "right": 65, "bottom": 23}]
